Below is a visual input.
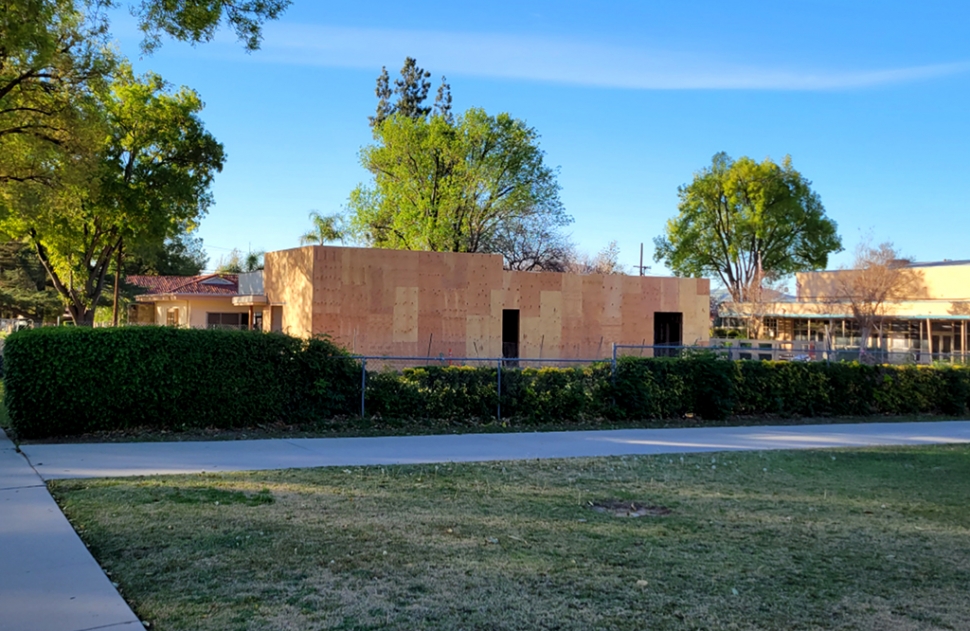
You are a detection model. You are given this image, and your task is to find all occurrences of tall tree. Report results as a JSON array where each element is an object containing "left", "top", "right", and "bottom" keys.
[
  {"left": 368, "top": 57, "right": 451, "bottom": 128},
  {"left": 2, "top": 64, "right": 224, "bottom": 324},
  {"left": 349, "top": 107, "right": 570, "bottom": 258},
  {"left": 654, "top": 152, "right": 842, "bottom": 303}
]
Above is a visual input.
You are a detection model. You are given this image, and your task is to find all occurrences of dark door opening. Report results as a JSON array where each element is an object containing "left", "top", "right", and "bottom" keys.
[
  {"left": 502, "top": 309, "right": 520, "bottom": 361},
  {"left": 654, "top": 312, "right": 683, "bottom": 357}
]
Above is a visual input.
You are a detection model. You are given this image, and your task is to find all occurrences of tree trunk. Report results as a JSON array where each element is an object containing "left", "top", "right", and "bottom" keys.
[
  {"left": 69, "top": 303, "right": 95, "bottom": 327},
  {"left": 112, "top": 240, "right": 123, "bottom": 327}
]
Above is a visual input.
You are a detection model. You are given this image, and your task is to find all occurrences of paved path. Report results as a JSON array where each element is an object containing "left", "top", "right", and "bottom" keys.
[
  {"left": 4, "top": 420, "right": 970, "bottom": 631},
  {"left": 20, "top": 420, "right": 970, "bottom": 480},
  {"left": 0, "top": 429, "right": 141, "bottom": 631}
]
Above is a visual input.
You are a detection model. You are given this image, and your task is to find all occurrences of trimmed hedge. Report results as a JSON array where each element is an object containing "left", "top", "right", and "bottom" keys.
[
  {"left": 5, "top": 327, "right": 970, "bottom": 439},
  {"left": 4, "top": 327, "right": 359, "bottom": 439}
]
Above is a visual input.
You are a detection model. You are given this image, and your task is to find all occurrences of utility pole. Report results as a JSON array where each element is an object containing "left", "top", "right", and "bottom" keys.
[{"left": 636, "top": 242, "right": 651, "bottom": 276}]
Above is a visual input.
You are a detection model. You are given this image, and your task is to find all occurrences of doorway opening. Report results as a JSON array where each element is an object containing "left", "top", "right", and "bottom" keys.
[
  {"left": 654, "top": 312, "right": 683, "bottom": 357},
  {"left": 502, "top": 309, "right": 520, "bottom": 361}
]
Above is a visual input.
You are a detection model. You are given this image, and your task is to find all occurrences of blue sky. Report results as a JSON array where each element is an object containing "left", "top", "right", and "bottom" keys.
[{"left": 113, "top": 1, "right": 970, "bottom": 280}]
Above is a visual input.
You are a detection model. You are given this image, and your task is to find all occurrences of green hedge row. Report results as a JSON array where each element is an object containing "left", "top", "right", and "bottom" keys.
[
  {"left": 5, "top": 327, "right": 970, "bottom": 439},
  {"left": 3, "top": 327, "right": 358, "bottom": 438}
]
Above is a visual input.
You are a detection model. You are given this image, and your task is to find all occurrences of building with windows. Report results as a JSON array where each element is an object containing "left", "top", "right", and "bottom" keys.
[
  {"left": 717, "top": 259, "right": 970, "bottom": 362},
  {"left": 127, "top": 272, "right": 266, "bottom": 330},
  {"left": 128, "top": 244, "right": 711, "bottom": 359}
]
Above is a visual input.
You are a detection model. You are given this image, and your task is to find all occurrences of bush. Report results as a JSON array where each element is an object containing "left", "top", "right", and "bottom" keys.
[
  {"left": 4, "top": 327, "right": 359, "bottom": 439},
  {"left": 6, "top": 326, "right": 970, "bottom": 439}
]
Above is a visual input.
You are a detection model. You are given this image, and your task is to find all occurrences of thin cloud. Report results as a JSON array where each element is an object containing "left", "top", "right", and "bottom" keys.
[{"left": 242, "top": 24, "right": 970, "bottom": 91}]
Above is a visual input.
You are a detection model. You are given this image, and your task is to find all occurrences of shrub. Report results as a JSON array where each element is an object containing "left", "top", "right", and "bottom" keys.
[
  {"left": 6, "top": 326, "right": 970, "bottom": 439},
  {"left": 4, "top": 327, "right": 358, "bottom": 439}
]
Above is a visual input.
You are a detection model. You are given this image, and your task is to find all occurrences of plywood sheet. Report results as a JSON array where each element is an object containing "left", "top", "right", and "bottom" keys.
[{"left": 393, "top": 286, "right": 419, "bottom": 343}]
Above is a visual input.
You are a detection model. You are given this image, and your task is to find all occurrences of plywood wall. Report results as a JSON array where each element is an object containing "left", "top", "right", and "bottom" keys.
[{"left": 264, "top": 245, "right": 710, "bottom": 358}]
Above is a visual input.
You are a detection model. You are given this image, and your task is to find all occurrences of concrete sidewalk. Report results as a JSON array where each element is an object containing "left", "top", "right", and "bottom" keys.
[
  {"left": 21, "top": 420, "right": 970, "bottom": 480},
  {"left": 0, "top": 429, "right": 140, "bottom": 631}
]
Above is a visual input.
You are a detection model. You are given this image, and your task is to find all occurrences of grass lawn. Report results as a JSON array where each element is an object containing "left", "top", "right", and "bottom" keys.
[{"left": 50, "top": 445, "right": 970, "bottom": 630}]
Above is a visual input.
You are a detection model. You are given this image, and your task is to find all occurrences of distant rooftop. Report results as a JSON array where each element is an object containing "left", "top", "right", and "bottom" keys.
[
  {"left": 905, "top": 259, "right": 970, "bottom": 268},
  {"left": 127, "top": 274, "right": 239, "bottom": 296}
]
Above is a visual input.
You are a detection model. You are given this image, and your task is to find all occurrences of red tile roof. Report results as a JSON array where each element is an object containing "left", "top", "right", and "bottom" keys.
[{"left": 127, "top": 274, "right": 239, "bottom": 296}]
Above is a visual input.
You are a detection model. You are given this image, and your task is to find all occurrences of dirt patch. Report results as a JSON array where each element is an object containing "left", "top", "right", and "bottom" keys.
[{"left": 588, "top": 499, "right": 671, "bottom": 517}]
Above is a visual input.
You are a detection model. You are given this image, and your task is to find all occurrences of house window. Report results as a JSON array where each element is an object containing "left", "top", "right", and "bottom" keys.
[
  {"left": 206, "top": 312, "right": 249, "bottom": 330},
  {"left": 166, "top": 308, "right": 181, "bottom": 326},
  {"left": 763, "top": 317, "right": 778, "bottom": 339}
]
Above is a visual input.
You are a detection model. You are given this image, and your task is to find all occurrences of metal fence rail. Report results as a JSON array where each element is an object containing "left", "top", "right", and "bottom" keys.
[{"left": 351, "top": 355, "right": 613, "bottom": 420}]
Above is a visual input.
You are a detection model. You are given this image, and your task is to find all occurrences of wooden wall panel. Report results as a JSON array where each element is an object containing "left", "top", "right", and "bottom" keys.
[
  {"left": 267, "top": 245, "right": 709, "bottom": 358},
  {"left": 393, "top": 286, "right": 419, "bottom": 343}
]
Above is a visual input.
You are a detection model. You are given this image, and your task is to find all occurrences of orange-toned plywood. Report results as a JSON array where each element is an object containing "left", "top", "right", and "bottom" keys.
[
  {"left": 264, "top": 245, "right": 710, "bottom": 356},
  {"left": 393, "top": 286, "right": 419, "bottom": 343}
]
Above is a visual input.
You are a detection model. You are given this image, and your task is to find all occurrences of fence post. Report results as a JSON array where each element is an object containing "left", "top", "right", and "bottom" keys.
[
  {"left": 360, "top": 357, "right": 367, "bottom": 418},
  {"left": 496, "top": 359, "right": 502, "bottom": 423}
]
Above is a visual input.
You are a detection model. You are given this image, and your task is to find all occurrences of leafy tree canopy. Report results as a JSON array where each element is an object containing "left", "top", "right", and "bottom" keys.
[
  {"left": 0, "top": 242, "right": 62, "bottom": 320},
  {"left": 654, "top": 152, "right": 842, "bottom": 303},
  {"left": 300, "top": 211, "right": 345, "bottom": 245},
  {"left": 1, "top": 63, "right": 224, "bottom": 324},
  {"left": 352, "top": 60, "right": 570, "bottom": 269},
  {"left": 350, "top": 108, "right": 570, "bottom": 258}
]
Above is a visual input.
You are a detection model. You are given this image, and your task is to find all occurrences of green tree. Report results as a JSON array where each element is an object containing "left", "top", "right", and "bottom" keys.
[
  {"left": 654, "top": 152, "right": 842, "bottom": 303},
  {"left": 0, "top": 1, "right": 112, "bottom": 199},
  {"left": 128, "top": 230, "right": 209, "bottom": 276},
  {"left": 350, "top": 107, "right": 570, "bottom": 260},
  {"left": 2, "top": 64, "right": 224, "bottom": 325},
  {"left": 0, "top": 242, "right": 62, "bottom": 320},
  {"left": 369, "top": 57, "right": 451, "bottom": 128},
  {"left": 1, "top": 0, "right": 284, "bottom": 195},
  {"left": 216, "top": 248, "right": 264, "bottom": 273},
  {"left": 300, "top": 211, "right": 344, "bottom": 245}
]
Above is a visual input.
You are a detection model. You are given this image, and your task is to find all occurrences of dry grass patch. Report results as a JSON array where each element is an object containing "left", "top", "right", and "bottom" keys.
[{"left": 51, "top": 445, "right": 970, "bottom": 630}]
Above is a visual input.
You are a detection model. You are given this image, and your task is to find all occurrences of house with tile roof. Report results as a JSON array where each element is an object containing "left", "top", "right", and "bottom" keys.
[{"left": 127, "top": 272, "right": 267, "bottom": 330}]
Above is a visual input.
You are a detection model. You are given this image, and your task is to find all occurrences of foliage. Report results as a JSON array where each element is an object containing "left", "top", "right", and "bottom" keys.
[
  {"left": 4, "top": 327, "right": 359, "bottom": 438},
  {"left": 833, "top": 240, "right": 926, "bottom": 349},
  {"left": 655, "top": 152, "right": 842, "bottom": 303},
  {"left": 2, "top": 64, "right": 225, "bottom": 325},
  {"left": 130, "top": 0, "right": 290, "bottom": 52},
  {"left": 350, "top": 108, "right": 570, "bottom": 260},
  {"left": 369, "top": 57, "right": 451, "bottom": 128},
  {"left": 8, "top": 327, "right": 970, "bottom": 440},
  {"left": 0, "top": 1, "right": 111, "bottom": 202},
  {"left": 1, "top": 0, "right": 285, "bottom": 327},
  {"left": 216, "top": 248, "right": 264, "bottom": 273},
  {"left": 0, "top": 242, "right": 62, "bottom": 320},
  {"left": 299, "top": 211, "right": 344, "bottom": 245},
  {"left": 352, "top": 59, "right": 571, "bottom": 270},
  {"left": 1, "top": 0, "right": 282, "bottom": 198},
  {"left": 483, "top": 214, "right": 572, "bottom": 272},
  {"left": 128, "top": 231, "right": 209, "bottom": 276},
  {"left": 565, "top": 240, "right": 627, "bottom": 275}
]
